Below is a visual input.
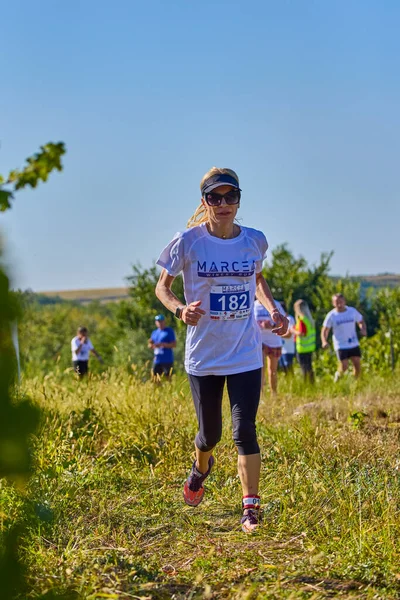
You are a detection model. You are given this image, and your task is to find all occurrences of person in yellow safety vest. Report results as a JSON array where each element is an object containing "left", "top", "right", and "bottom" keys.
[{"left": 293, "top": 299, "right": 316, "bottom": 383}]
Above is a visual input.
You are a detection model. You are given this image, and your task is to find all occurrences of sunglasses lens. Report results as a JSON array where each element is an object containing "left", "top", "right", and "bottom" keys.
[
  {"left": 225, "top": 191, "right": 241, "bottom": 204},
  {"left": 205, "top": 193, "right": 221, "bottom": 206}
]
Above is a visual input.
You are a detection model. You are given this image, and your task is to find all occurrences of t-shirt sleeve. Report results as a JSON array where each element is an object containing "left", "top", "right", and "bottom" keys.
[
  {"left": 353, "top": 308, "right": 363, "bottom": 322},
  {"left": 253, "top": 231, "right": 268, "bottom": 273},
  {"left": 156, "top": 232, "right": 185, "bottom": 276},
  {"left": 323, "top": 313, "right": 332, "bottom": 328},
  {"left": 88, "top": 339, "right": 94, "bottom": 351},
  {"left": 71, "top": 338, "right": 79, "bottom": 351},
  {"left": 168, "top": 328, "right": 176, "bottom": 342}
]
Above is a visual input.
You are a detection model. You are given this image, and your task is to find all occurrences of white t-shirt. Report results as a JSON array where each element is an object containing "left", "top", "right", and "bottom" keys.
[
  {"left": 253, "top": 300, "right": 285, "bottom": 349},
  {"left": 282, "top": 315, "right": 296, "bottom": 354},
  {"left": 323, "top": 306, "right": 363, "bottom": 350},
  {"left": 71, "top": 336, "right": 94, "bottom": 361},
  {"left": 157, "top": 223, "right": 268, "bottom": 376}
]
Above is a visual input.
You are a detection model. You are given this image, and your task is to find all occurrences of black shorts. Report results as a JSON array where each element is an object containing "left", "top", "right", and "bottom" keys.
[
  {"left": 337, "top": 346, "right": 361, "bottom": 361},
  {"left": 73, "top": 360, "right": 88, "bottom": 376},
  {"left": 153, "top": 362, "right": 174, "bottom": 376},
  {"left": 188, "top": 368, "right": 262, "bottom": 456}
]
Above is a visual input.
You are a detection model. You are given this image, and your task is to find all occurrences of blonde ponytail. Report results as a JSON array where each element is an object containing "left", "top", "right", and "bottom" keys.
[
  {"left": 187, "top": 203, "right": 208, "bottom": 228},
  {"left": 187, "top": 166, "right": 240, "bottom": 229},
  {"left": 294, "top": 299, "right": 315, "bottom": 327}
]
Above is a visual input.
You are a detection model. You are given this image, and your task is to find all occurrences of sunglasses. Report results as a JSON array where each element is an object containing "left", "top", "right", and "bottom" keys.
[{"left": 204, "top": 189, "right": 241, "bottom": 207}]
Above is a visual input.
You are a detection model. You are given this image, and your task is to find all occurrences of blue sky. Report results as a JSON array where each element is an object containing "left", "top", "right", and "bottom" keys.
[{"left": 1, "top": 0, "right": 399, "bottom": 291}]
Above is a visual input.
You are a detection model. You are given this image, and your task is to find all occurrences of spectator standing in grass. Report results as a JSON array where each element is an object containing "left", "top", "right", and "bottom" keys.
[
  {"left": 148, "top": 314, "right": 176, "bottom": 378},
  {"left": 293, "top": 299, "right": 316, "bottom": 383},
  {"left": 155, "top": 166, "right": 288, "bottom": 533},
  {"left": 279, "top": 300, "right": 296, "bottom": 374},
  {"left": 253, "top": 298, "right": 285, "bottom": 395},
  {"left": 71, "top": 326, "right": 102, "bottom": 377},
  {"left": 321, "top": 293, "right": 366, "bottom": 380}
]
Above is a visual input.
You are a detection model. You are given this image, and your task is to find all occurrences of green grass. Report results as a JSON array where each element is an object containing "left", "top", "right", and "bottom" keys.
[{"left": 4, "top": 370, "right": 400, "bottom": 599}]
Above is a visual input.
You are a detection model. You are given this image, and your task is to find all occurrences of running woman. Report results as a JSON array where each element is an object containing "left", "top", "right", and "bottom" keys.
[
  {"left": 321, "top": 293, "right": 366, "bottom": 380},
  {"left": 253, "top": 298, "right": 285, "bottom": 395},
  {"left": 155, "top": 167, "right": 288, "bottom": 532}
]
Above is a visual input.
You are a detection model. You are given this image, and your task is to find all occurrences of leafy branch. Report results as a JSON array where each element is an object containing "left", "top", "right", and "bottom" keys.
[
  {"left": 0, "top": 142, "right": 66, "bottom": 212},
  {"left": 0, "top": 140, "right": 67, "bottom": 598}
]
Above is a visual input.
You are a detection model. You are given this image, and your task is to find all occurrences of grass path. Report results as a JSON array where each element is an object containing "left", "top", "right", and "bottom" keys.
[{"left": 6, "top": 371, "right": 400, "bottom": 598}]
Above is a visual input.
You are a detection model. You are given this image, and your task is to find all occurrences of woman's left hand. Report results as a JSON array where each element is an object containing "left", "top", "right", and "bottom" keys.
[{"left": 270, "top": 310, "right": 289, "bottom": 336}]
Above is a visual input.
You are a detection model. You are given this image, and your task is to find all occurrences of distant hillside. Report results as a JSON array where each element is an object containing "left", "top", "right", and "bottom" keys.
[
  {"left": 332, "top": 274, "right": 400, "bottom": 291},
  {"left": 39, "top": 287, "right": 130, "bottom": 304},
  {"left": 38, "top": 275, "right": 398, "bottom": 305},
  {"left": 356, "top": 274, "right": 400, "bottom": 290}
]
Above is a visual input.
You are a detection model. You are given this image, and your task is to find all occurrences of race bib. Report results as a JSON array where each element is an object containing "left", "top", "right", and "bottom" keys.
[{"left": 210, "top": 283, "right": 251, "bottom": 320}]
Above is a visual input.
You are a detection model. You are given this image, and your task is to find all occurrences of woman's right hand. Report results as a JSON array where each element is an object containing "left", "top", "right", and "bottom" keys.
[{"left": 182, "top": 301, "right": 206, "bottom": 326}]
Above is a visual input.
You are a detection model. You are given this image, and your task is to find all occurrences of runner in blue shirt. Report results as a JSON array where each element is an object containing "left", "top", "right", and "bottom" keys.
[{"left": 148, "top": 314, "right": 176, "bottom": 378}]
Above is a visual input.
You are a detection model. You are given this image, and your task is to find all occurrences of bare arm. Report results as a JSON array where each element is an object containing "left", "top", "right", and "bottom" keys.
[
  {"left": 321, "top": 326, "right": 330, "bottom": 349},
  {"left": 155, "top": 269, "right": 206, "bottom": 326},
  {"left": 293, "top": 324, "right": 304, "bottom": 337},
  {"left": 74, "top": 338, "right": 85, "bottom": 355},
  {"left": 159, "top": 341, "right": 177, "bottom": 349},
  {"left": 358, "top": 320, "right": 367, "bottom": 337},
  {"left": 255, "top": 273, "right": 288, "bottom": 336},
  {"left": 282, "top": 327, "right": 293, "bottom": 339},
  {"left": 90, "top": 347, "right": 103, "bottom": 363}
]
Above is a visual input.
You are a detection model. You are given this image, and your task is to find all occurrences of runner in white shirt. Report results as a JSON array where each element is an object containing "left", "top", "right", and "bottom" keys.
[
  {"left": 156, "top": 166, "right": 288, "bottom": 533},
  {"left": 253, "top": 299, "right": 285, "bottom": 395},
  {"left": 71, "top": 326, "right": 102, "bottom": 377},
  {"left": 321, "top": 293, "right": 366, "bottom": 380},
  {"left": 278, "top": 301, "right": 296, "bottom": 374}
]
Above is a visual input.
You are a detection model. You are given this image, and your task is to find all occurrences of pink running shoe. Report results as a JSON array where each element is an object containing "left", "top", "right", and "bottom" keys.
[
  {"left": 241, "top": 509, "right": 260, "bottom": 532},
  {"left": 183, "top": 456, "right": 214, "bottom": 507}
]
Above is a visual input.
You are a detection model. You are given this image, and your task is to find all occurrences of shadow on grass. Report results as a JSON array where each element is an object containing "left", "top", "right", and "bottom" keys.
[
  {"left": 38, "top": 592, "right": 81, "bottom": 600},
  {"left": 288, "top": 574, "right": 365, "bottom": 593}
]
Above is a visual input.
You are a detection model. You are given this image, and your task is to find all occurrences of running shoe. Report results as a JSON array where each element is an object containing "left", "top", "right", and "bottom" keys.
[
  {"left": 183, "top": 456, "right": 214, "bottom": 507},
  {"left": 241, "top": 508, "right": 260, "bottom": 533}
]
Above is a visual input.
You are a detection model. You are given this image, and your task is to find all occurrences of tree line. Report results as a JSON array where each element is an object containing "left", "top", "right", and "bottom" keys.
[{"left": 17, "top": 245, "right": 400, "bottom": 378}]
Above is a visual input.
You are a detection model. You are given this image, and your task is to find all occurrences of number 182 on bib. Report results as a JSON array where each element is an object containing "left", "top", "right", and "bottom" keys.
[{"left": 210, "top": 283, "right": 251, "bottom": 320}]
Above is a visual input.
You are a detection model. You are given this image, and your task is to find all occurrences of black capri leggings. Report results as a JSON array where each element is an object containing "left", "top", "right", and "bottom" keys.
[{"left": 188, "top": 368, "right": 262, "bottom": 456}]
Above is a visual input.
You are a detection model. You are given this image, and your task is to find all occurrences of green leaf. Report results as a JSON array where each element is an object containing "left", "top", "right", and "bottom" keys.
[
  {"left": 0, "top": 189, "right": 13, "bottom": 212},
  {"left": 7, "top": 170, "right": 19, "bottom": 183}
]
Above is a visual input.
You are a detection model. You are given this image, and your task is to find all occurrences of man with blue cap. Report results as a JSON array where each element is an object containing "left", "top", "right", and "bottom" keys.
[{"left": 148, "top": 314, "right": 176, "bottom": 378}]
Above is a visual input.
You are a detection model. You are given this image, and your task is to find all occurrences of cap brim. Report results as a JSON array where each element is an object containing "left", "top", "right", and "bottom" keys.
[{"left": 203, "top": 182, "right": 241, "bottom": 194}]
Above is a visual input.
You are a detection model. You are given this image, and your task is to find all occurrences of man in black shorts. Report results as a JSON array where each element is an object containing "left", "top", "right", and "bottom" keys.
[
  {"left": 71, "top": 326, "right": 102, "bottom": 377},
  {"left": 321, "top": 293, "right": 366, "bottom": 380},
  {"left": 148, "top": 314, "right": 176, "bottom": 378}
]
